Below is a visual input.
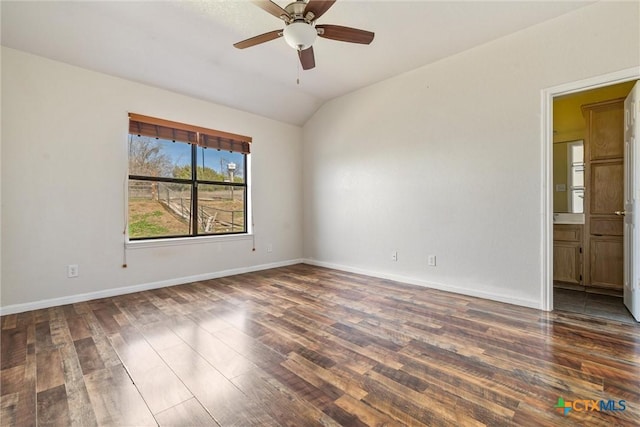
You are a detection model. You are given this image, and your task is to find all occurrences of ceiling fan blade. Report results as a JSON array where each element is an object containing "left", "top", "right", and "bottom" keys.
[
  {"left": 252, "top": 0, "right": 290, "bottom": 21},
  {"left": 233, "top": 29, "right": 283, "bottom": 49},
  {"left": 298, "top": 46, "right": 316, "bottom": 70},
  {"left": 304, "top": 0, "right": 336, "bottom": 21},
  {"left": 316, "top": 24, "right": 374, "bottom": 44}
]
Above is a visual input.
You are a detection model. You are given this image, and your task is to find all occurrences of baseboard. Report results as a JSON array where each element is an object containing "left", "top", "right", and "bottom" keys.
[
  {"left": 0, "top": 259, "right": 304, "bottom": 316},
  {"left": 302, "top": 258, "right": 541, "bottom": 310}
]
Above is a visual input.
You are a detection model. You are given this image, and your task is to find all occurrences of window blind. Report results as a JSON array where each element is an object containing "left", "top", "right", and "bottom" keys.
[{"left": 128, "top": 113, "right": 252, "bottom": 154}]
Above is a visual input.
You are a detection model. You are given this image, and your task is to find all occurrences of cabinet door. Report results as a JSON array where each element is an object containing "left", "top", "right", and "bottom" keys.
[
  {"left": 553, "top": 242, "right": 582, "bottom": 285},
  {"left": 587, "top": 101, "right": 624, "bottom": 160},
  {"left": 590, "top": 236, "right": 624, "bottom": 289},
  {"left": 590, "top": 161, "right": 624, "bottom": 214}
]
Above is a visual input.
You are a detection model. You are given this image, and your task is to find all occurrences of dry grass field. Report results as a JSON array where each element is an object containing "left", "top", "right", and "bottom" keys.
[{"left": 128, "top": 195, "right": 245, "bottom": 238}]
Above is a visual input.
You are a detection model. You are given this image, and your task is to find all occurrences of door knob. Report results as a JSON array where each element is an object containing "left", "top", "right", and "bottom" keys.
[{"left": 614, "top": 211, "right": 626, "bottom": 216}]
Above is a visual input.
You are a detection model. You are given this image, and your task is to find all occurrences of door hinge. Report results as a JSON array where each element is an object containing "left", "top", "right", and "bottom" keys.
[
  {"left": 579, "top": 274, "right": 582, "bottom": 281},
  {"left": 579, "top": 247, "right": 582, "bottom": 254}
]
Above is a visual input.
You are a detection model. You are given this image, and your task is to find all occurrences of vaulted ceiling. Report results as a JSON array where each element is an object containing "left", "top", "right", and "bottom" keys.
[{"left": 1, "top": 1, "right": 596, "bottom": 125}]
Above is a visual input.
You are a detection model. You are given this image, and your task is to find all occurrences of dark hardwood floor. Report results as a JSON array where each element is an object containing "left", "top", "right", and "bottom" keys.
[{"left": 1, "top": 264, "right": 639, "bottom": 426}]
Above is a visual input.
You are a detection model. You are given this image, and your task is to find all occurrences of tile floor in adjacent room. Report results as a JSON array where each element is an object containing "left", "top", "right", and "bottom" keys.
[{"left": 554, "top": 287, "right": 637, "bottom": 324}]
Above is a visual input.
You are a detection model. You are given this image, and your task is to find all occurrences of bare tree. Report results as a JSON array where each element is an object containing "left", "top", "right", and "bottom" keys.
[{"left": 128, "top": 136, "right": 172, "bottom": 177}]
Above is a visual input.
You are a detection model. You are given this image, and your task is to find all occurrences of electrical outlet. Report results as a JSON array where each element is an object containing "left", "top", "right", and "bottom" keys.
[
  {"left": 391, "top": 251, "right": 398, "bottom": 261},
  {"left": 67, "top": 264, "right": 79, "bottom": 278},
  {"left": 267, "top": 244, "right": 273, "bottom": 253},
  {"left": 427, "top": 255, "right": 436, "bottom": 267}
]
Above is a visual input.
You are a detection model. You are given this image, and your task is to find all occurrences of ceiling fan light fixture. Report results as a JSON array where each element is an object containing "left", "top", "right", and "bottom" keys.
[{"left": 283, "top": 21, "right": 317, "bottom": 50}]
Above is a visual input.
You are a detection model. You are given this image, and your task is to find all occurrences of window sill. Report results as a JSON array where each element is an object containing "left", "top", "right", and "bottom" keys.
[{"left": 126, "top": 233, "right": 253, "bottom": 250}]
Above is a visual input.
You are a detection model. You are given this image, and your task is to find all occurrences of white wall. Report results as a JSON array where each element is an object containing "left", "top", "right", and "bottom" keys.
[
  {"left": 302, "top": 1, "right": 640, "bottom": 308},
  {"left": 1, "top": 47, "right": 303, "bottom": 312}
]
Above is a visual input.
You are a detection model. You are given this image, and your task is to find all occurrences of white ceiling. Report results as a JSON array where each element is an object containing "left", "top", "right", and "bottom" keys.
[{"left": 1, "top": 0, "right": 596, "bottom": 126}]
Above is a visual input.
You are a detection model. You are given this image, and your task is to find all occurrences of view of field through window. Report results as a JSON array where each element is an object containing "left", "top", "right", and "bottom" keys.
[{"left": 128, "top": 135, "right": 246, "bottom": 239}]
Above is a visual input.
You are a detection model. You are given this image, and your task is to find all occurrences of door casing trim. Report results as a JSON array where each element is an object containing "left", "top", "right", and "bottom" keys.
[{"left": 541, "top": 67, "right": 640, "bottom": 311}]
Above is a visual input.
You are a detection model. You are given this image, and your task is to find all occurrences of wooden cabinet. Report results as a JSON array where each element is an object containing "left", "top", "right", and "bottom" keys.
[
  {"left": 582, "top": 99, "right": 624, "bottom": 295},
  {"left": 589, "top": 238, "right": 623, "bottom": 289},
  {"left": 553, "top": 224, "right": 583, "bottom": 288},
  {"left": 587, "top": 101, "right": 624, "bottom": 160}
]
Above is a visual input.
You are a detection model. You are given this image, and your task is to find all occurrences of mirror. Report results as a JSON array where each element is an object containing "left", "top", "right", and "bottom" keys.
[{"left": 553, "top": 140, "right": 584, "bottom": 213}]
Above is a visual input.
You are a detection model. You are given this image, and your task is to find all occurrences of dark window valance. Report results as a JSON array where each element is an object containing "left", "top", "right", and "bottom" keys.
[{"left": 128, "top": 113, "right": 251, "bottom": 154}]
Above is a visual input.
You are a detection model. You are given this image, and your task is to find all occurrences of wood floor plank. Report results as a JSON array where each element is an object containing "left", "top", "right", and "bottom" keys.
[
  {"left": 136, "top": 320, "right": 184, "bottom": 351},
  {"left": 109, "top": 327, "right": 193, "bottom": 415},
  {"left": 232, "top": 367, "right": 341, "bottom": 427},
  {"left": 51, "top": 310, "right": 95, "bottom": 427},
  {"left": 8, "top": 346, "right": 37, "bottom": 427},
  {"left": 166, "top": 317, "right": 256, "bottom": 379},
  {"left": 154, "top": 397, "right": 218, "bottom": 427},
  {"left": 280, "top": 354, "right": 344, "bottom": 402},
  {"left": 35, "top": 349, "right": 65, "bottom": 393},
  {"left": 79, "top": 311, "right": 123, "bottom": 370},
  {"left": 34, "top": 321, "right": 54, "bottom": 354},
  {"left": 334, "top": 394, "right": 403, "bottom": 427},
  {"left": 59, "top": 359, "right": 98, "bottom": 426},
  {"left": 1, "top": 326, "right": 27, "bottom": 370},
  {"left": 1, "top": 366, "right": 24, "bottom": 399},
  {"left": 83, "top": 365, "right": 156, "bottom": 426},
  {"left": 184, "top": 309, "right": 232, "bottom": 335},
  {"left": 158, "top": 341, "right": 279, "bottom": 426},
  {"left": 398, "top": 354, "right": 520, "bottom": 416},
  {"left": 65, "top": 315, "right": 92, "bottom": 342},
  {"left": 36, "top": 384, "right": 71, "bottom": 426},
  {"left": 1, "top": 316, "right": 17, "bottom": 330},
  {"left": 73, "top": 337, "right": 105, "bottom": 376},
  {"left": 0, "top": 392, "right": 19, "bottom": 426},
  {"left": 285, "top": 351, "right": 368, "bottom": 400}
]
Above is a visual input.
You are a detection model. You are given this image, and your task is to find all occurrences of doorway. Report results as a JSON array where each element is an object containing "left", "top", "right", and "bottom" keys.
[{"left": 542, "top": 68, "right": 640, "bottom": 321}]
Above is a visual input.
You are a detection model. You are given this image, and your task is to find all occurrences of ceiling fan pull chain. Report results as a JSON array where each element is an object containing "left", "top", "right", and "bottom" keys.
[{"left": 297, "top": 54, "right": 300, "bottom": 85}]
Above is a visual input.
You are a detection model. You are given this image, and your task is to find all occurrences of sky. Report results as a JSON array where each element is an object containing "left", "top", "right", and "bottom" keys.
[{"left": 132, "top": 135, "right": 245, "bottom": 178}]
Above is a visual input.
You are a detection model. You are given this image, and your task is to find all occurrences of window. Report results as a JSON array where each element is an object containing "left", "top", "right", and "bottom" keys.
[
  {"left": 568, "top": 141, "right": 584, "bottom": 214},
  {"left": 127, "top": 113, "right": 251, "bottom": 240}
]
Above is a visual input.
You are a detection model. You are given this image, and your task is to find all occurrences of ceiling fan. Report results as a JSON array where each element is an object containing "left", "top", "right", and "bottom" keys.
[{"left": 233, "top": 0, "right": 374, "bottom": 70}]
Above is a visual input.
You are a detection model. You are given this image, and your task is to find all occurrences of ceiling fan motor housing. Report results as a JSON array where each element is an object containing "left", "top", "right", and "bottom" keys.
[{"left": 285, "top": 1, "right": 313, "bottom": 22}]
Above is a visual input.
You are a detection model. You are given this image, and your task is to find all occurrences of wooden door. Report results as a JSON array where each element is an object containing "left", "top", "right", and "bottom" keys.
[{"left": 583, "top": 99, "right": 625, "bottom": 294}]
